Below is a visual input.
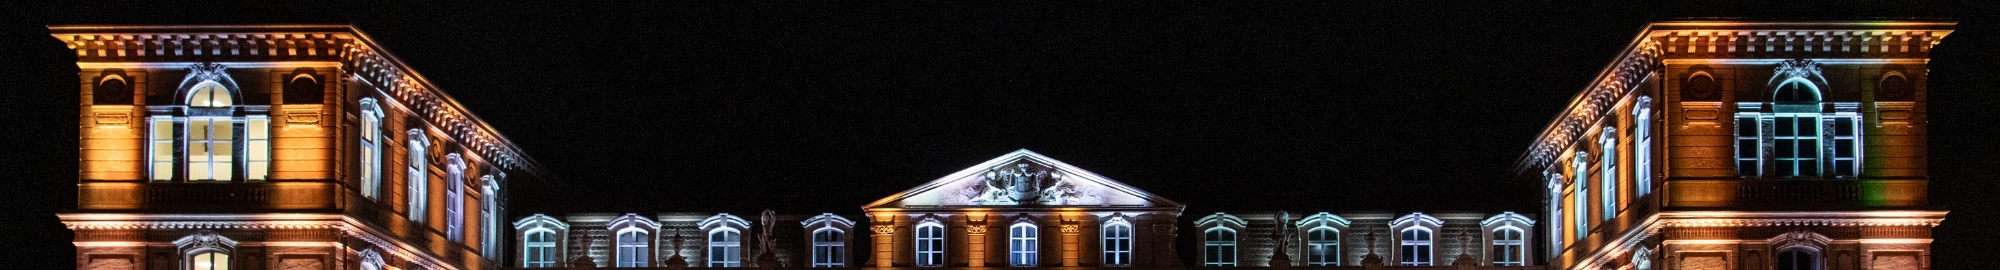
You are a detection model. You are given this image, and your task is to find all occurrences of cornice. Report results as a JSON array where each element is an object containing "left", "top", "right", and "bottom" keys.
[{"left": 48, "top": 25, "right": 549, "bottom": 178}]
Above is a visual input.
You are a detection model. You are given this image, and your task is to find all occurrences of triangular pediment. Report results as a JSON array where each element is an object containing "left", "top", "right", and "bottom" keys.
[{"left": 864, "top": 149, "right": 1180, "bottom": 209}]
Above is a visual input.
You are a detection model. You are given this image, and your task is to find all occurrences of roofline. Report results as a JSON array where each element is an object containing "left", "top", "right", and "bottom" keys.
[
  {"left": 49, "top": 24, "right": 558, "bottom": 182},
  {"left": 1509, "top": 20, "right": 1956, "bottom": 175}
]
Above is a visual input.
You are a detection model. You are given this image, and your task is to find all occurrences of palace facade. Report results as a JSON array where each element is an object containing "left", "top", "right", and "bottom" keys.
[
  {"left": 53, "top": 25, "right": 557, "bottom": 270},
  {"left": 52, "top": 20, "right": 1957, "bottom": 270},
  {"left": 1516, "top": 21, "right": 1953, "bottom": 270}
]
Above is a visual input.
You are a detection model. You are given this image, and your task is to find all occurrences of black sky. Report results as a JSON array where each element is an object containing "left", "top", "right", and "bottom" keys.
[{"left": 6, "top": 2, "right": 1999, "bottom": 269}]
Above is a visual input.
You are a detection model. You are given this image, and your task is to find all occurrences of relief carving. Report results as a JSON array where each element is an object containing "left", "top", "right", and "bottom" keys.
[{"left": 946, "top": 162, "right": 1105, "bottom": 206}]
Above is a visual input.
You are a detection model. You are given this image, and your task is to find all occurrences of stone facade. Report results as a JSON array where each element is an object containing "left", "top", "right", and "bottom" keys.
[
  {"left": 54, "top": 25, "right": 557, "bottom": 270},
  {"left": 1517, "top": 21, "right": 1953, "bottom": 270}
]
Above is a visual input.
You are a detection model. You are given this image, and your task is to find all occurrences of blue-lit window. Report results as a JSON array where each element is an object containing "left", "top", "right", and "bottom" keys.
[
  {"left": 1306, "top": 227, "right": 1338, "bottom": 266},
  {"left": 1010, "top": 223, "right": 1039, "bottom": 266},
  {"left": 1102, "top": 220, "right": 1133, "bottom": 266},
  {"left": 445, "top": 154, "right": 465, "bottom": 242},
  {"left": 618, "top": 229, "right": 650, "bottom": 267},
  {"left": 1398, "top": 228, "right": 1431, "bottom": 266},
  {"left": 813, "top": 229, "right": 844, "bottom": 267},
  {"left": 710, "top": 229, "right": 742, "bottom": 267},
  {"left": 914, "top": 223, "right": 944, "bottom": 267},
  {"left": 1601, "top": 127, "right": 1618, "bottom": 221},
  {"left": 1203, "top": 228, "right": 1236, "bottom": 266},
  {"left": 526, "top": 229, "right": 558, "bottom": 267},
  {"left": 1572, "top": 153, "right": 1589, "bottom": 239},
  {"left": 407, "top": 129, "right": 429, "bottom": 223},
  {"left": 1773, "top": 114, "right": 1820, "bottom": 177},
  {"left": 1737, "top": 114, "right": 1762, "bottom": 177},
  {"left": 1634, "top": 97, "right": 1652, "bottom": 195},
  {"left": 1491, "top": 228, "right": 1523, "bottom": 266}
]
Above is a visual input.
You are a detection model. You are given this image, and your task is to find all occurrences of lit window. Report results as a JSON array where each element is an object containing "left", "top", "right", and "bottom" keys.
[
  {"left": 1601, "top": 127, "right": 1617, "bottom": 221},
  {"left": 245, "top": 115, "right": 268, "bottom": 181},
  {"left": 1010, "top": 223, "right": 1039, "bottom": 266},
  {"left": 1398, "top": 228, "right": 1432, "bottom": 266},
  {"left": 1634, "top": 97, "right": 1652, "bottom": 195},
  {"left": 914, "top": 223, "right": 944, "bottom": 266},
  {"left": 407, "top": 129, "right": 429, "bottom": 222},
  {"left": 1776, "top": 249, "right": 1817, "bottom": 270},
  {"left": 1772, "top": 80, "right": 1821, "bottom": 177},
  {"left": 1831, "top": 116, "right": 1859, "bottom": 176},
  {"left": 445, "top": 154, "right": 465, "bottom": 242},
  {"left": 185, "top": 117, "right": 231, "bottom": 180},
  {"left": 526, "top": 229, "right": 558, "bottom": 267},
  {"left": 190, "top": 251, "right": 230, "bottom": 270},
  {"left": 1306, "top": 227, "right": 1338, "bottom": 266},
  {"left": 1491, "top": 228, "right": 1523, "bottom": 266},
  {"left": 813, "top": 229, "right": 844, "bottom": 267},
  {"left": 1102, "top": 219, "right": 1133, "bottom": 266},
  {"left": 618, "top": 229, "right": 650, "bottom": 267},
  {"left": 1572, "top": 154, "right": 1589, "bottom": 239},
  {"left": 710, "top": 229, "right": 742, "bottom": 267},
  {"left": 1736, "top": 114, "right": 1761, "bottom": 177},
  {"left": 359, "top": 98, "right": 384, "bottom": 199},
  {"left": 482, "top": 175, "right": 500, "bottom": 258},
  {"left": 151, "top": 115, "right": 174, "bottom": 181},
  {"left": 1546, "top": 176, "right": 1562, "bottom": 251},
  {"left": 1203, "top": 228, "right": 1235, "bottom": 266}
]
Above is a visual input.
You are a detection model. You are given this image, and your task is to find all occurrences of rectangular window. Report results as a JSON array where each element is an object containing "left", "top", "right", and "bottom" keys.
[
  {"left": 915, "top": 225, "right": 943, "bottom": 266},
  {"left": 526, "top": 231, "right": 557, "bottom": 267},
  {"left": 1204, "top": 229, "right": 1235, "bottom": 266},
  {"left": 1831, "top": 116, "right": 1859, "bottom": 176},
  {"left": 1736, "top": 115, "right": 1761, "bottom": 177},
  {"left": 1305, "top": 228, "right": 1337, "bottom": 266},
  {"left": 188, "top": 118, "right": 232, "bottom": 181},
  {"left": 1492, "top": 229, "right": 1523, "bottom": 266},
  {"left": 813, "top": 230, "right": 844, "bottom": 267},
  {"left": 151, "top": 116, "right": 174, "bottom": 181},
  {"left": 1774, "top": 115, "right": 1820, "bottom": 177},
  {"left": 1104, "top": 224, "right": 1133, "bottom": 266},
  {"left": 246, "top": 116, "right": 269, "bottom": 181},
  {"left": 1010, "top": 225, "right": 1038, "bottom": 266}
]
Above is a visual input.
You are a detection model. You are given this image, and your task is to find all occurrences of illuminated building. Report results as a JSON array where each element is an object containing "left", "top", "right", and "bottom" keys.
[
  {"left": 53, "top": 25, "right": 555, "bottom": 270},
  {"left": 1516, "top": 21, "right": 1953, "bottom": 270}
]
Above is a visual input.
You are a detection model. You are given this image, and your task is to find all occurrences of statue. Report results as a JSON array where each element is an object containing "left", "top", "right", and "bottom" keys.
[
  {"left": 666, "top": 230, "right": 688, "bottom": 270},
  {"left": 1270, "top": 211, "right": 1292, "bottom": 268},
  {"left": 757, "top": 210, "right": 780, "bottom": 269}
]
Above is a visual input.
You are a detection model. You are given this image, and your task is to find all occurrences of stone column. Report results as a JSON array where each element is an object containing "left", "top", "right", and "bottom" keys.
[
  {"left": 1060, "top": 220, "right": 1080, "bottom": 267},
  {"left": 871, "top": 225, "right": 895, "bottom": 267},
  {"left": 967, "top": 220, "right": 989, "bottom": 267}
]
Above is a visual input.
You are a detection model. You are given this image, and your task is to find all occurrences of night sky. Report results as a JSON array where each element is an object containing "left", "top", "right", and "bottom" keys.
[{"left": 5, "top": 2, "right": 1999, "bottom": 269}]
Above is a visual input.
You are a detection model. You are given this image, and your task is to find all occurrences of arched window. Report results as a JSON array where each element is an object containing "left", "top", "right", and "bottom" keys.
[
  {"left": 1306, "top": 227, "right": 1338, "bottom": 266},
  {"left": 1102, "top": 219, "right": 1133, "bottom": 266},
  {"left": 190, "top": 250, "right": 230, "bottom": 270},
  {"left": 482, "top": 175, "right": 500, "bottom": 258},
  {"left": 709, "top": 229, "right": 742, "bottom": 267},
  {"left": 618, "top": 229, "right": 651, "bottom": 267},
  {"left": 407, "top": 129, "right": 430, "bottom": 222},
  {"left": 1009, "top": 222, "right": 1039, "bottom": 266},
  {"left": 1491, "top": 228, "right": 1524, "bottom": 266},
  {"left": 1546, "top": 174, "right": 1563, "bottom": 252},
  {"left": 1203, "top": 228, "right": 1236, "bottom": 266},
  {"left": 813, "top": 229, "right": 844, "bottom": 267},
  {"left": 1572, "top": 153, "right": 1589, "bottom": 239},
  {"left": 1772, "top": 79, "right": 1822, "bottom": 177},
  {"left": 1634, "top": 96, "right": 1653, "bottom": 195},
  {"left": 1601, "top": 127, "right": 1618, "bottom": 221},
  {"left": 176, "top": 231, "right": 237, "bottom": 270},
  {"left": 1398, "top": 228, "right": 1432, "bottom": 266},
  {"left": 444, "top": 154, "right": 466, "bottom": 242},
  {"left": 1775, "top": 248, "right": 1817, "bottom": 270},
  {"left": 358, "top": 98, "right": 385, "bottom": 199},
  {"left": 914, "top": 222, "right": 944, "bottom": 267},
  {"left": 187, "top": 81, "right": 234, "bottom": 181},
  {"left": 525, "top": 229, "right": 558, "bottom": 267}
]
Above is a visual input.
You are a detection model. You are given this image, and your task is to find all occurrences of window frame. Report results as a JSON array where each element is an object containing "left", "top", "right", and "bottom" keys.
[
  {"left": 1491, "top": 227, "right": 1524, "bottom": 266},
  {"left": 524, "top": 229, "right": 559, "bottom": 267},
  {"left": 914, "top": 222, "right": 945, "bottom": 267},
  {"left": 709, "top": 228, "right": 743, "bottom": 267},
  {"left": 358, "top": 98, "right": 385, "bottom": 199},
  {"left": 1305, "top": 227, "right": 1339, "bottom": 266},
  {"left": 1102, "top": 218, "right": 1134, "bottom": 267},
  {"left": 407, "top": 129, "right": 430, "bottom": 223},
  {"left": 1203, "top": 227, "right": 1236, "bottom": 266},
  {"left": 1398, "top": 227, "right": 1432, "bottom": 266},
  {"left": 812, "top": 228, "right": 845, "bottom": 267},
  {"left": 1601, "top": 127, "right": 1618, "bottom": 221},
  {"left": 617, "top": 228, "right": 652, "bottom": 267},
  {"left": 444, "top": 154, "right": 466, "bottom": 242},
  {"left": 1009, "top": 222, "right": 1039, "bottom": 267}
]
